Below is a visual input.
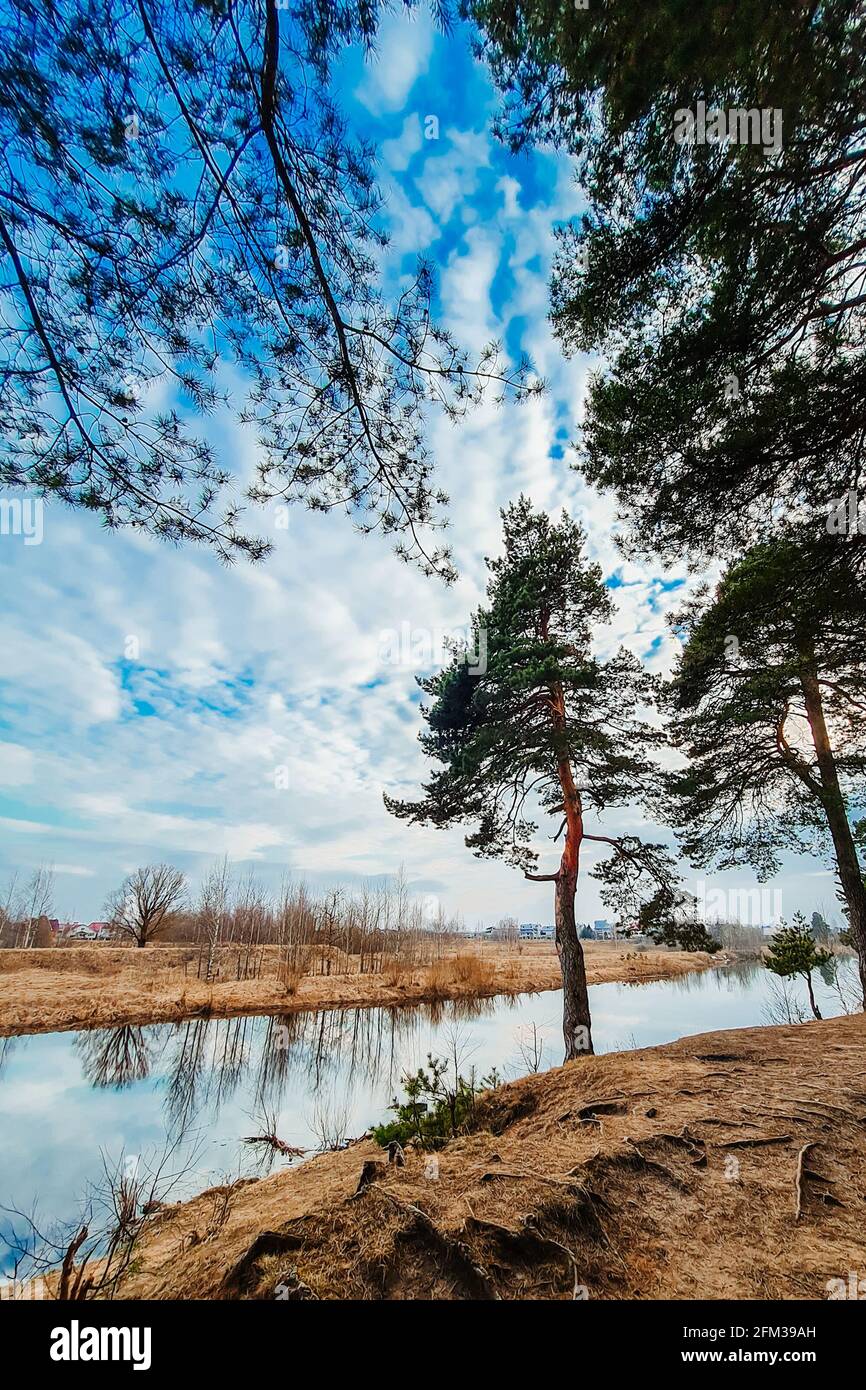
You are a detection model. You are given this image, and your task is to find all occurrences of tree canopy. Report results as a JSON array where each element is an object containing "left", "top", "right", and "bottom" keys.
[
  {"left": 0, "top": 0, "right": 534, "bottom": 571},
  {"left": 385, "top": 495, "right": 663, "bottom": 874},
  {"left": 663, "top": 536, "right": 866, "bottom": 871},
  {"left": 469, "top": 0, "right": 866, "bottom": 561},
  {"left": 662, "top": 533, "right": 866, "bottom": 1002}
]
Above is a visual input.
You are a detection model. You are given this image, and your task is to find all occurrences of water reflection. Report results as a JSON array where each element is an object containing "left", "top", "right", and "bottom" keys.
[
  {"left": 73, "top": 1025, "right": 154, "bottom": 1089},
  {"left": 0, "top": 960, "right": 858, "bottom": 1272},
  {"left": 69, "top": 994, "right": 511, "bottom": 1144}
]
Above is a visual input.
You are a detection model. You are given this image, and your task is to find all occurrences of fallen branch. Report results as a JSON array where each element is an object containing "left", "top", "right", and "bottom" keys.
[
  {"left": 695, "top": 1117, "right": 764, "bottom": 1129},
  {"left": 476, "top": 1167, "right": 585, "bottom": 1189},
  {"left": 242, "top": 1133, "right": 306, "bottom": 1157}
]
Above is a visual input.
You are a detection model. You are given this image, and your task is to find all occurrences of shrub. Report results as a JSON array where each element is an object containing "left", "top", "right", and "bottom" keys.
[
  {"left": 371, "top": 1055, "right": 502, "bottom": 1149},
  {"left": 425, "top": 953, "right": 496, "bottom": 995}
]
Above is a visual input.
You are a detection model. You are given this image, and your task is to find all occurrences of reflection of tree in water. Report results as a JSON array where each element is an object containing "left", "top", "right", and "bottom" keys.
[
  {"left": 71, "top": 997, "right": 503, "bottom": 1139},
  {"left": 614, "top": 961, "right": 762, "bottom": 997},
  {"left": 158, "top": 996, "right": 504, "bottom": 1133},
  {"left": 163, "top": 1015, "right": 254, "bottom": 1136},
  {"left": 0, "top": 1034, "right": 19, "bottom": 1082},
  {"left": 73, "top": 1026, "right": 155, "bottom": 1088},
  {"left": 251, "top": 996, "right": 502, "bottom": 1113}
]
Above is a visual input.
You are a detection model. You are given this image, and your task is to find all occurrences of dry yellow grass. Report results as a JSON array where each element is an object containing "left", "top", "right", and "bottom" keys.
[
  {"left": 0, "top": 940, "right": 724, "bottom": 1037},
  {"left": 425, "top": 953, "right": 497, "bottom": 994},
  {"left": 112, "top": 1011, "right": 866, "bottom": 1302}
]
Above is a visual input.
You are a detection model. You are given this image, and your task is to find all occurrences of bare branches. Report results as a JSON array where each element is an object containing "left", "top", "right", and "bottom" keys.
[
  {"left": 105, "top": 864, "right": 187, "bottom": 948},
  {"left": 0, "top": 1133, "right": 202, "bottom": 1301},
  {"left": 0, "top": 0, "right": 535, "bottom": 571}
]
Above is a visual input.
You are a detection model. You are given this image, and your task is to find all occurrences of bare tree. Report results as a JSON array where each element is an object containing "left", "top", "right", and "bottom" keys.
[
  {"left": 762, "top": 976, "right": 809, "bottom": 1027},
  {"left": 308, "top": 1096, "right": 352, "bottom": 1153},
  {"left": 105, "top": 865, "right": 187, "bottom": 948},
  {"left": 19, "top": 866, "right": 54, "bottom": 949},
  {"left": 493, "top": 915, "right": 519, "bottom": 945},
  {"left": 197, "top": 857, "right": 232, "bottom": 981},
  {"left": 515, "top": 1021, "right": 548, "bottom": 1074},
  {"left": 0, "top": 1135, "right": 202, "bottom": 1300}
]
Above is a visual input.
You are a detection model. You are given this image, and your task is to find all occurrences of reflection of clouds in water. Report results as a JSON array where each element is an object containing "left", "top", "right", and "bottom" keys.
[
  {"left": 594, "top": 1012, "right": 643, "bottom": 1029},
  {"left": 2, "top": 960, "right": 860, "bottom": 1271}
]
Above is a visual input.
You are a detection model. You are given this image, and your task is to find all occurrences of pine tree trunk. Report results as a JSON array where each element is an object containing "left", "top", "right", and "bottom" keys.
[
  {"left": 804, "top": 971, "right": 822, "bottom": 1021},
  {"left": 800, "top": 660, "right": 866, "bottom": 1009},
  {"left": 541, "top": 651, "right": 594, "bottom": 1059},
  {"left": 555, "top": 862, "right": 593, "bottom": 1059}
]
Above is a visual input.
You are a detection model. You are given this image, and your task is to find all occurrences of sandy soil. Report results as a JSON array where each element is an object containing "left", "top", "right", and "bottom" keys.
[
  {"left": 0, "top": 940, "right": 723, "bottom": 1037},
  {"left": 115, "top": 1011, "right": 866, "bottom": 1301}
]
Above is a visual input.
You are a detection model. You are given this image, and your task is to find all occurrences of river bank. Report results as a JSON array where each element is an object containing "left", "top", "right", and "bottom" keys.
[
  {"left": 113, "top": 1010, "right": 866, "bottom": 1301},
  {"left": 0, "top": 940, "right": 725, "bottom": 1037}
]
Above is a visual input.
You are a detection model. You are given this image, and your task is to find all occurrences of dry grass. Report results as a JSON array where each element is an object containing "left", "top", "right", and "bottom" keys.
[
  {"left": 425, "top": 952, "right": 497, "bottom": 995},
  {"left": 111, "top": 1011, "right": 866, "bottom": 1301},
  {"left": 380, "top": 954, "right": 411, "bottom": 988},
  {"left": 0, "top": 940, "right": 725, "bottom": 1037}
]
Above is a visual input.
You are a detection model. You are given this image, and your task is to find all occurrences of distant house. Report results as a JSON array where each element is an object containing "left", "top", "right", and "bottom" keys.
[
  {"left": 618, "top": 919, "right": 643, "bottom": 939},
  {"left": 519, "top": 923, "right": 542, "bottom": 939},
  {"left": 56, "top": 920, "right": 109, "bottom": 941}
]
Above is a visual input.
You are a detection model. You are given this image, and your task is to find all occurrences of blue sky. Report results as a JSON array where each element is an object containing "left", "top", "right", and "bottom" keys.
[{"left": 0, "top": 8, "right": 841, "bottom": 927}]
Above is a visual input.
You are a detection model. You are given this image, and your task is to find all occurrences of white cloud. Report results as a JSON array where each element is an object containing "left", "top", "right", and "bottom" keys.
[
  {"left": 0, "top": 743, "right": 34, "bottom": 788},
  {"left": 355, "top": 10, "right": 434, "bottom": 112},
  {"left": 415, "top": 128, "right": 491, "bottom": 223},
  {"left": 1, "top": 626, "right": 121, "bottom": 727},
  {"left": 381, "top": 113, "right": 423, "bottom": 171}
]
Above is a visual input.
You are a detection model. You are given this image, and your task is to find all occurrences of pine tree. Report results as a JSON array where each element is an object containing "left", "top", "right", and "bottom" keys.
[
  {"left": 470, "top": 0, "right": 866, "bottom": 563},
  {"left": 765, "top": 915, "right": 834, "bottom": 1021},
  {"left": 0, "top": 0, "right": 534, "bottom": 570},
  {"left": 385, "top": 496, "right": 673, "bottom": 1059},
  {"left": 663, "top": 535, "right": 866, "bottom": 1009}
]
